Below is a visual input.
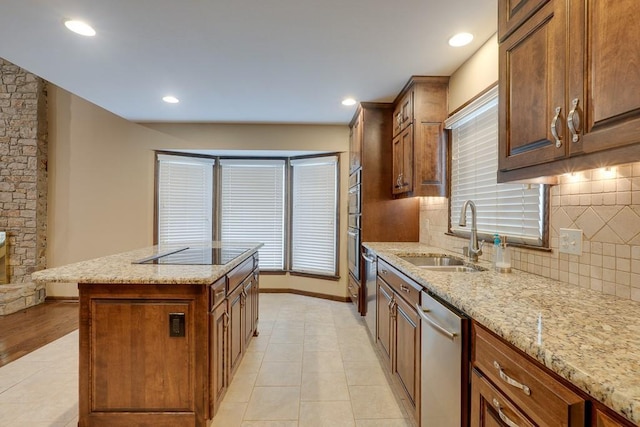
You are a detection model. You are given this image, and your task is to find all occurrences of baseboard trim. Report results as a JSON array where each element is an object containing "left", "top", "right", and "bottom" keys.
[
  {"left": 45, "top": 296, "right": 79, "bottom": 302},
  {"left": 260, "top": 288, "right": 350, "bottom": 303}
]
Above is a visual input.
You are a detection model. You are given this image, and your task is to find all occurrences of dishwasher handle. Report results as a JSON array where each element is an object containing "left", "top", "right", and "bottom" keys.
[
  {"left": 416, "top": 303, "right": 457, "bottom": 340},
  {"left": 362, "top": 253, "right": 376, "bottom": 263}
]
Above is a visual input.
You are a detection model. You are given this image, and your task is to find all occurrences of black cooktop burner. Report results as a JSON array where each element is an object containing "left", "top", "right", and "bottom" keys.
[{"left": 133, "top": 246, "right": 250, "bottom": 265}]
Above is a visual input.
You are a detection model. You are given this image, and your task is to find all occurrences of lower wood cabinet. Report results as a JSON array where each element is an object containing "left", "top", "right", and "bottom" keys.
[
  {"left": 79, "top": 283, "right": 207, "bottom": 427},
  {"left": 472, "top": 322, "right": 585, "bottom": 427},
  {"left": 77, "top": 254, "right": 259, "bottom": 427},
  {"left": 376, "top": 259, "right": 421, "bottom": 422},
  {"left": 209, "top": 298, "right": 228, "bottom": 417},
  {"left": 471, "top": 368, "right": 535, "bottom": 427}
]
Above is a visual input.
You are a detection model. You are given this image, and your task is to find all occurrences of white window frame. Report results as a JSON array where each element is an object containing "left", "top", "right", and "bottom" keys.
[
  {"left": 446, "top": 85, "right": 548, "bottom": 247},
  {"left": 290, "top": 155, "right": 339, "bottom": 277},
  {"left": 156, "top": 154, "right": 214, "bottom": 245},
  {"left": 220, "top": 159, "right": 286, "bottom": 271}
]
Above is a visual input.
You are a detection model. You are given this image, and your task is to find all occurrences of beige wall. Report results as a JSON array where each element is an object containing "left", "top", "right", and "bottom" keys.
[
  {"left": 448, "top": 34, "right": 498, "bottom": 113},
  {"left": 46, "top": 86, "right": 350, "bottom": 298}
]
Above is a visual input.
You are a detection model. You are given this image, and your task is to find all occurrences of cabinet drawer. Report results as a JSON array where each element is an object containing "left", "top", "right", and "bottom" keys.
[
  {"left": 473, "top": 323, "right": 585, "bottom": 426},
  {"left": 210, "top": 276, "right": 226, "bottom": 311},
  {"left": 228, "top": 256, "right": 254, "bottom": 293},
  {"left": 377, "top": 259, "right": 420, "bottom": 308}
]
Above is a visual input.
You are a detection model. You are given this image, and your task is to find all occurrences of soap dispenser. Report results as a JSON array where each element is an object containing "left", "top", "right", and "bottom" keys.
[{"left": 494, "top": 235, "right": 511, "bottom": 273}]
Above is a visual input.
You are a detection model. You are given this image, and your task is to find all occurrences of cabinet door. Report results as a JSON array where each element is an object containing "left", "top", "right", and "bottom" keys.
[
  {"left": 393, "top": 294, "right": 420, "bottom": 407},
  {"left": 349, "top": 111, "right": 362, "bottom": 173},
  {"left": 593, "top": 408, "right": 628, "bottom": 427},
  {"left": 498, "top": 0, "right": 568, "bottom": 171},
  {"left": 228, "top": 284, "right": 244, "bottom": 378},
  {"left": 392, "top": 126, "right": 413, "bottom": 195},
  {"left": 498, "top": 0, "right": 549, "bottom": 41},
  {"left": 470, "top": 369, "right": 535, "bottom": 427},
  {"left": 209, "top": 302, "right": 227, "bottom": 417},
  {"left": 568, "top": 0, "right": 640, "bottom": 156},
  {"left": 243, "top": 277, "right": 253, "bottom": 347},
  {"left": 393, "top": 91, "right": 413, "bottom": 137},
  {"left": 376, "top": 278, "right": 393, "bottom": 366},
  {"left": 250, "top": 269, "right": 259, "bottom": 337},
  {"left": 413, "top": 121, "right": 447, "bottom": 196}
]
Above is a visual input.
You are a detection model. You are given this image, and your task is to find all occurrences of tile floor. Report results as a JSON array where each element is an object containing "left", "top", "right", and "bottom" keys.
[{"left": 0, "top": 293, "right": 413, "bottom": 427}]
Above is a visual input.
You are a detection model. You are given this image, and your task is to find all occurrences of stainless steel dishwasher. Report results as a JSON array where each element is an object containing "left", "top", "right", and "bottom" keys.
[{"left": 417, "top": 291, "right": 469, "bottom": 427}]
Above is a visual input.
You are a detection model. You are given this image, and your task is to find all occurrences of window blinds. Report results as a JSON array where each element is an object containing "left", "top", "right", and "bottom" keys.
[
  {"left": 290, "top": 156, "right": 338, "bottom": 276},
  {"left": 220, "top": 159, "right": 285, "bottom": 270},
  {"left": 157, "top": 154, "right": 214, "bottom": 244},
  {"left": 447, "top": 86, "right": 545, "bottom": 246}
]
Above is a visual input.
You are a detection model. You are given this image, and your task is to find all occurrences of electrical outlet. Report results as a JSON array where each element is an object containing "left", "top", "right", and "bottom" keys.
[{"left": 559, "top": 228, "right": 583, "bottom": 255}]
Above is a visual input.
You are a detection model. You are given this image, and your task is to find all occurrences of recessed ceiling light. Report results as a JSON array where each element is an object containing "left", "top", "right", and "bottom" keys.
[
  {"left": 64, "top": 20, "right": 96, "bottom": 37},
  {"left": 342, "top": 98, "right": 357, "bottom": 106},
  {"left": 162, "top": 95, "right": 180, "bottom": 104},
  {"left": 448, "top": 32, "right": 474, "bottom": 47}
]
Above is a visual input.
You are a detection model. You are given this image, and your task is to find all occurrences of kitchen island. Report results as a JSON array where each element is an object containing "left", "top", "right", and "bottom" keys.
[
  {"left": 365, "top": 242, "right": 640, "bottom": 426},
  {"left": 32, "top": 242, "right": 262, "bottom": 427}
]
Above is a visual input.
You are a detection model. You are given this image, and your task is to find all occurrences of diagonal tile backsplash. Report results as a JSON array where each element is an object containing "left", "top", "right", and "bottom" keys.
[{"left": 420, "top": 162, "right": 640, "bottom": 302}]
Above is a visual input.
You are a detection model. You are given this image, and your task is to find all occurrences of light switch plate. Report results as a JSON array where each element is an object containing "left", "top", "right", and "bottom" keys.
[{"left": 559, "top": 228, "right": 583, "bottom": 255}]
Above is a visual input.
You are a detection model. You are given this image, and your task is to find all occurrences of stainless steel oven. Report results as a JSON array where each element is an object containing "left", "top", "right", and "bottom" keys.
[
  {"left": 347, "top": 170, "right": 362, "bottom": 282},
  {"left": 347, "top": 226, "right": 360, "bottom": 281}
]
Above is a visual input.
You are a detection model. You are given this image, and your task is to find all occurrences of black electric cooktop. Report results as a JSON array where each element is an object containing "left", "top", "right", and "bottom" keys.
[{"left": 133, "top": 246, "right": 250, "bottom": 265}]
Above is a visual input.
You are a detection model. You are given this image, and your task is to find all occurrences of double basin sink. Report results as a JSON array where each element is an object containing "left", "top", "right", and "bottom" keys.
[{"left": 400, "top": 254, "right": 487, "bottom": 273}]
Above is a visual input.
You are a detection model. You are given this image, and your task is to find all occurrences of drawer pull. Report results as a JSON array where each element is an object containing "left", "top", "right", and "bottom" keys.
[
  {"left": 494, "top": 361, "right": 531, "bottom": 395},
  {"left": 381, "top": 269, "right": 389, "bottom": 274},
  {"left": 399, "top": 284, "right": 411, "bottom": 293},
  {"left": 492, "top": 398, "right": 520, "bottom": 427}
]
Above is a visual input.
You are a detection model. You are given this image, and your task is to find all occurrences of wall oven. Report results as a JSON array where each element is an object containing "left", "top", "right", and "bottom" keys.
[{"left": 347, "top": 170, "right": 361, "bottom": 282}]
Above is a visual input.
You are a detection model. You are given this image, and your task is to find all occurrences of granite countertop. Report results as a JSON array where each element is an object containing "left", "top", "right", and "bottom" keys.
[
  {"left": 364, "top": 242, "right": 640, "bottom": 426},
  {"left": 31, "top": 242, "right": 263, "bottom": 285}
]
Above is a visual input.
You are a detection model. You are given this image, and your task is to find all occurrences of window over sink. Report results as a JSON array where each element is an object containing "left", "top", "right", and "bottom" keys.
[{"left": 446, "top": 85, "right": 548, "bottom": 247}]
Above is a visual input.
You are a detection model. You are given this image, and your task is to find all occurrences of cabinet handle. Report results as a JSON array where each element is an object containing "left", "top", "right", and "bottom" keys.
[
  {"left": 223, "top": 311, "right": 230, "bottom": 329},
  {"left": 492, "top": 398, "right": 520, "bottom": 427},
  {"left": 567, "top": 98, "right": 581, "bottom": 143},
  {"left": 380, "top": 269, "right": 389, "bottom": 275},
  {"left": 551, "top": 106, "right": 563, "bottom": 148},
  {"left": 399, "top": 284, "right": 411, "bottom": 293},
  {"left": 493, "top": 361, "right": 531, "bottom": 395}
]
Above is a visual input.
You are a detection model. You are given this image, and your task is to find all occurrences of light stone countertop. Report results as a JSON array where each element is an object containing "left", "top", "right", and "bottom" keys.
[
  {"left": 364, "top": 241, "right": 640, "bottom": 426},
  {"left": 31, "top": 242, "right": 263, "bottom": 285}
]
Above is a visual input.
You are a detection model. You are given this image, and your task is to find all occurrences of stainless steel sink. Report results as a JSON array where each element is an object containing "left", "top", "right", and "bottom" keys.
[
  {"left": 400, "top": 255, "right": 465, "bottom": 267},
  {"left": 400, "top": 254, "right": 486, "bottom": 272}
]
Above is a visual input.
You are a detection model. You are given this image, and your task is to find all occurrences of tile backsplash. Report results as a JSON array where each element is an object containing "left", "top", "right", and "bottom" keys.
[{"left": 420, "top": 162, "right": 640, "bottom": 302}]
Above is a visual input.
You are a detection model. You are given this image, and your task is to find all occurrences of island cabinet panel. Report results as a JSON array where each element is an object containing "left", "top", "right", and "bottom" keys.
[
  {"left": 209, "top": 299, "right": 227, "bottom": 417},
  {"left": 227, "top": 280, "right": 244, "bottom": 379},
  {"left": 79, "top": 283, "right": 208, "bottom": 427},
  {"left": 91, "top": 300, "right": 194, "bottom": 411}
]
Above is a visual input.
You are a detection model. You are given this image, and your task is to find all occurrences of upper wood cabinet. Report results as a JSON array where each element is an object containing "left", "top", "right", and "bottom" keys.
[
  {"left": 498, "top": 0, "right": 640, "bottom": 182},
  {"left": 391, "top": 76, "right": 449, "bottom": 197},
  {"left": 349, "top": 113, "right": 362, "bottom": 174},
  {"left": 498, "top": 0, "right": 549, "bottom": 42}
]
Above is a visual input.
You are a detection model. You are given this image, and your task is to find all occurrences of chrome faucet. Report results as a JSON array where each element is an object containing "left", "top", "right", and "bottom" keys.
[{"left": 459, "top": 200, "right": 483, "bottom": 262}]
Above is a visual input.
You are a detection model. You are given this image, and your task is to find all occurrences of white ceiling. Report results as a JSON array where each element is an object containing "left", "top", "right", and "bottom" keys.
[{"left": 0, "top": 0, "right": 497, "bottom": 124}]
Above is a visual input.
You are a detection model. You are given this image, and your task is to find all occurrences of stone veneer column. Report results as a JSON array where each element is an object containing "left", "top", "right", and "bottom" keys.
[{"left": 0, "top": 58, "right": 47, "bottom": 315}]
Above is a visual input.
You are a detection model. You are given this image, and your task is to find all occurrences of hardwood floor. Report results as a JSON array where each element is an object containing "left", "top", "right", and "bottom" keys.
[{"left": 0, "top": 300, "right": 79, "bottom": 367}]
